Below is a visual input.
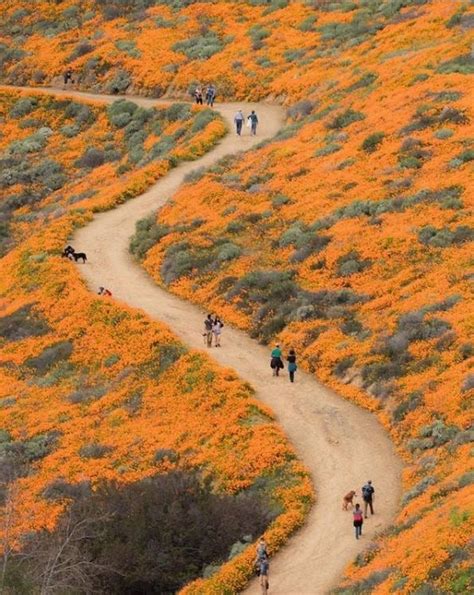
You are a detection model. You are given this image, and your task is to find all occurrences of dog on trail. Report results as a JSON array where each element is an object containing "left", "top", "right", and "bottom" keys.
[
  {"left": 70, "top": 251, "right": 87, "bottom": 263},
  {"left": 342, "top": 490, "right": 357, "bottom": 510}
]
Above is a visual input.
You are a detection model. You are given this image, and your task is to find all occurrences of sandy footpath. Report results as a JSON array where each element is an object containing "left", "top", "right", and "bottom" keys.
[{"left": 6, "top": 86, "right": 402, "bottom": 594}]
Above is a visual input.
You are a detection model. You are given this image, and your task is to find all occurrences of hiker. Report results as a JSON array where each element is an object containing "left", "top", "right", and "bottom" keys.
[
  {"left": 98, "top": 287, "right": 112, "bottom": 296},
  {"left": 287, "top": 348, "right": 297, "bottom": 383},
  {"left": 362, "top": 480, "right": 375, "bottom": 518},
  {"left": 194, "top": 86, "right": 203, "bottom": 105},
  {"left": 205, "top": 84, "right": 216, "bottom": 107},
  {"left": 248, "top": 110, "right": 259, "bottom": 135},
  {"left": 255, "top": 537, "right": 268, "bottom": 562},
  {"left": 353, "top": 503, "right": 364, "bottom": 539},
  {"left": 203, "top": 314, "right": 213, "bottom": 348},
  {"left": 62, "top": 245, "right": 75, "bottom": 258},
  {"left": 234, "top": 110, "right": 244, "bottom": 135},
  {"left": 63, "top": 68, "right": 74, "bottom": 86},
  {"left": 270, "top": 344, "right": 284, "bottom": 377},
  {"left": 212, "top": 317, "right": 224, "bottom": 347},
  {"left": 257, "top": 557, "right": 269, "bottom": 594}
]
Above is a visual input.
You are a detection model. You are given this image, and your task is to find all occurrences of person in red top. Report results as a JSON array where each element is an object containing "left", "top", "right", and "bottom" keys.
[{"left": 353, "top": 503, "right": 363, "bottom": 539}]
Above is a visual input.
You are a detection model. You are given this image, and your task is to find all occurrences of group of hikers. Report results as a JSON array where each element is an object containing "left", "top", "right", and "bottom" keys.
[
  {"left": 193, "top": 84, "right": 216, "bottom": 106},
  {"left": 270, "top": 344, "right": 297, "bottom": 383},
  {"left": 203, "top": 314, "right": 224, "bottom": 348},
  {"left": 346, "top": 480, "right": 376, "bottom": 540},
  {"left": 256, "top": 482, "right": 376, "bottom": 592},
  {"left": 234, "top": 109, "right": 259, "bottom": 136},
  {"left": 192, "top": 85, "right": 260, "bottom": 136}
]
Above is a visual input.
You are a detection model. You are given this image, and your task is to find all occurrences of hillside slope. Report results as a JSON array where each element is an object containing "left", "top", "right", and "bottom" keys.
[{"left": 0, "top": 0, "right": 473, "bottom": 592}]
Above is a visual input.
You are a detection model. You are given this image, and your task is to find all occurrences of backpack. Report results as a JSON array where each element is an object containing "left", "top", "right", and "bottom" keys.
[
  {"left": 257, "top": 543, "right": 268, "bottom": 560},
  {"left": 362, "top": 485, "right": 373, "bottom": 500}
]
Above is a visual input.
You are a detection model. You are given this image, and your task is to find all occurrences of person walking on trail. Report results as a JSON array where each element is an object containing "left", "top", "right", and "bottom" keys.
[
  {"left": 270, "top": 344, "right": 284, "bottom": 377},
  {"left": 203, "top": 314, "right": 213, "bottom": 347},
  {"left": 212, "top": 317, "right": 224, "bottom": 347},
  {"left": 287, "top": 348, "right": 297, "bottom": 383},
  {"left": 234, "top": 110, "right": 244, "bottom": 135},
  {"left": 205, "top": 84, "right": 216, "bottom": 107},
  {"left": 248, "top": 110, "right": 259, "bottom": 135},
  {"left": 194, "top": 86, "right": 203, "bottom": 105},
  {"left": 353, "top": 503, "right": 364, "bottom": 539},
  {"left": 362, "top": 480, "right": 375, "bottom": 518},
  {"left": 63, "top": 68, "right": 74, "bottom": 87}
]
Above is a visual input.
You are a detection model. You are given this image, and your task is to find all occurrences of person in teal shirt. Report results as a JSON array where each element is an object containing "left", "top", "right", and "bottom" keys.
[{"left": 270, "top": 344, "right": 284, "bottom": 376}]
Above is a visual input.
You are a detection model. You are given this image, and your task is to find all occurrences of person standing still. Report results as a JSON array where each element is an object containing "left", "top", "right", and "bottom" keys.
[
  {"left": 362, "top": 480, "right": 375, "bottom": 518},
  {"left": 287, "top": 349, "right": 297, "bottom": 383},
  {"left": 353, "top": 503, "right": 364, "bottom": 539},
  {"left": 206, "top": 84, "right": 216, "bottom": 107},
  {"left": 203, "top": 314, "right": 213, "bottom": 348},
  {"left": 212, "top": 317, "right": 224, "bottom": 347},
  {"left": 248, "top": 110, "right": 259, "bottom": 135},
  {"left": 194, "top": 86, "right": 203, "bottom": 105},
  {"left": 234, "top": 110, "right": 244, "bottom": 135}
]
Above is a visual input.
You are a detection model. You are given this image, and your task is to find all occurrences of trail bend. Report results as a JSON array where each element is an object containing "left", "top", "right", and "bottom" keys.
[{"left": 7, "top": 86, "right": 402, "bottom": 594}]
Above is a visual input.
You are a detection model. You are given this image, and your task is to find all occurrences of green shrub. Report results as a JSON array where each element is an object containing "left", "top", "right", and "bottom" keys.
[
  {"left": 336, "top": 250, "right": 371, "bottom": 277},
  {"left": 191, "top": 108, "right": 216, "bottom": 132},
  {"left": 25, "top": 341, "right": 73, "bottom": 374},
  {"left": 315, "top": 143, "right": 341, "bottom": 156},
  {"left": 345, "top": 71, "right": 378, "bottom": 92},
  {"left": 10, "top": 97, "right": 38, "bottom": 118},
  {"left": 172, "top": 32, "right": 226, "bottom": 60},
  {"left": 0, "top": 305, "right": 49, "bottom": 341},
  {"left": 115, "top": 39, "right": 141, "bottom": 58},
  {"left": 434, "top": 128, "right": 454, "bottom": 140},
  {"left": 298, "top": 15, "right": 317, "bottom": 32},
  {"left": 418, "top": 225, "right": 474, "bottom": 248},
  {"left": 130, "top": 215, "right": 170, "bottom": 259},
  {"left": 107, "top": 69, "right": 132, "bottom": 94},
  {"left": 75, "top": 147, "right": 105, "bottom": 169},
  {"left": 79, "top": 442, "right": 113, "bottom": 459},
  {"left": 247, "top": 24, "right": 270, "bottom": 50},
  {"left": 107, "top": 99, "right": 138, "bottom": 127},
  {"left": 287, "top": 100, "right": 315, "bottom": 120},
  {"left": 164, "top": 102, "right": 191, "bottom": 122},
  {"left": 361, "top": 131, "right": 385, "bottom": 152},
  {"left": 217, "top": 242, "right": 241, "bottom": 261},
  {"left": 437, "top": 53, "right": 474, "bottom": 75},
  {"left": 327, "top": 108, "right": 365, "bottom": 129},
  {"left": 334, "top": 569, "right": 392, "bottom": 594},
  {"left": 402, "top": 476, "right": 437, "bottom": 504},
  {"left": 69, "top": 40, "right": 94, "bottom": 61}
]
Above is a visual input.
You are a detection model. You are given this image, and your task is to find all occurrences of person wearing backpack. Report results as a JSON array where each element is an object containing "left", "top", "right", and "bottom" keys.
[
  {"left": 362, "top": 480, "right": 375, "bottom": 518},
  {"left": 352, "top": 503, "right": 364, "bottom": 539}
]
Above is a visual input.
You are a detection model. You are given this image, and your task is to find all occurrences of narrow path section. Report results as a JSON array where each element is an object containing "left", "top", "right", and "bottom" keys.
[{"left": 8, "top": 86, "right": 402, "bottom": 594}]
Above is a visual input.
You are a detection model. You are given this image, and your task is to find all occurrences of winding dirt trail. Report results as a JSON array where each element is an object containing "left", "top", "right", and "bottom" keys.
[{"left": 8, "top": 86, "right": 402, "bottom": 594}]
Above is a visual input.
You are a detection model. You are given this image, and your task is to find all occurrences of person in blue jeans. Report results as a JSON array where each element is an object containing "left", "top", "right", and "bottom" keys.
[
  {"left": 353, "top": 503, "right": 363, "bottom": 539},
  {"left": 234, "top": 110, "right": 244, "bottom": 135}
]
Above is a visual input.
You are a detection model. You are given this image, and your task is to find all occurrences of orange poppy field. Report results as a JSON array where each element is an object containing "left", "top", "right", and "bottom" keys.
[{"left": 0, "top": 0, "right": 473, "bottom": 593}]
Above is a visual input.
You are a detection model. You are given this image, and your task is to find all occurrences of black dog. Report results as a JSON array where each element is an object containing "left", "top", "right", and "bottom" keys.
[{"left": 71, "top": 252, "right": 87, "bottom": 263}]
